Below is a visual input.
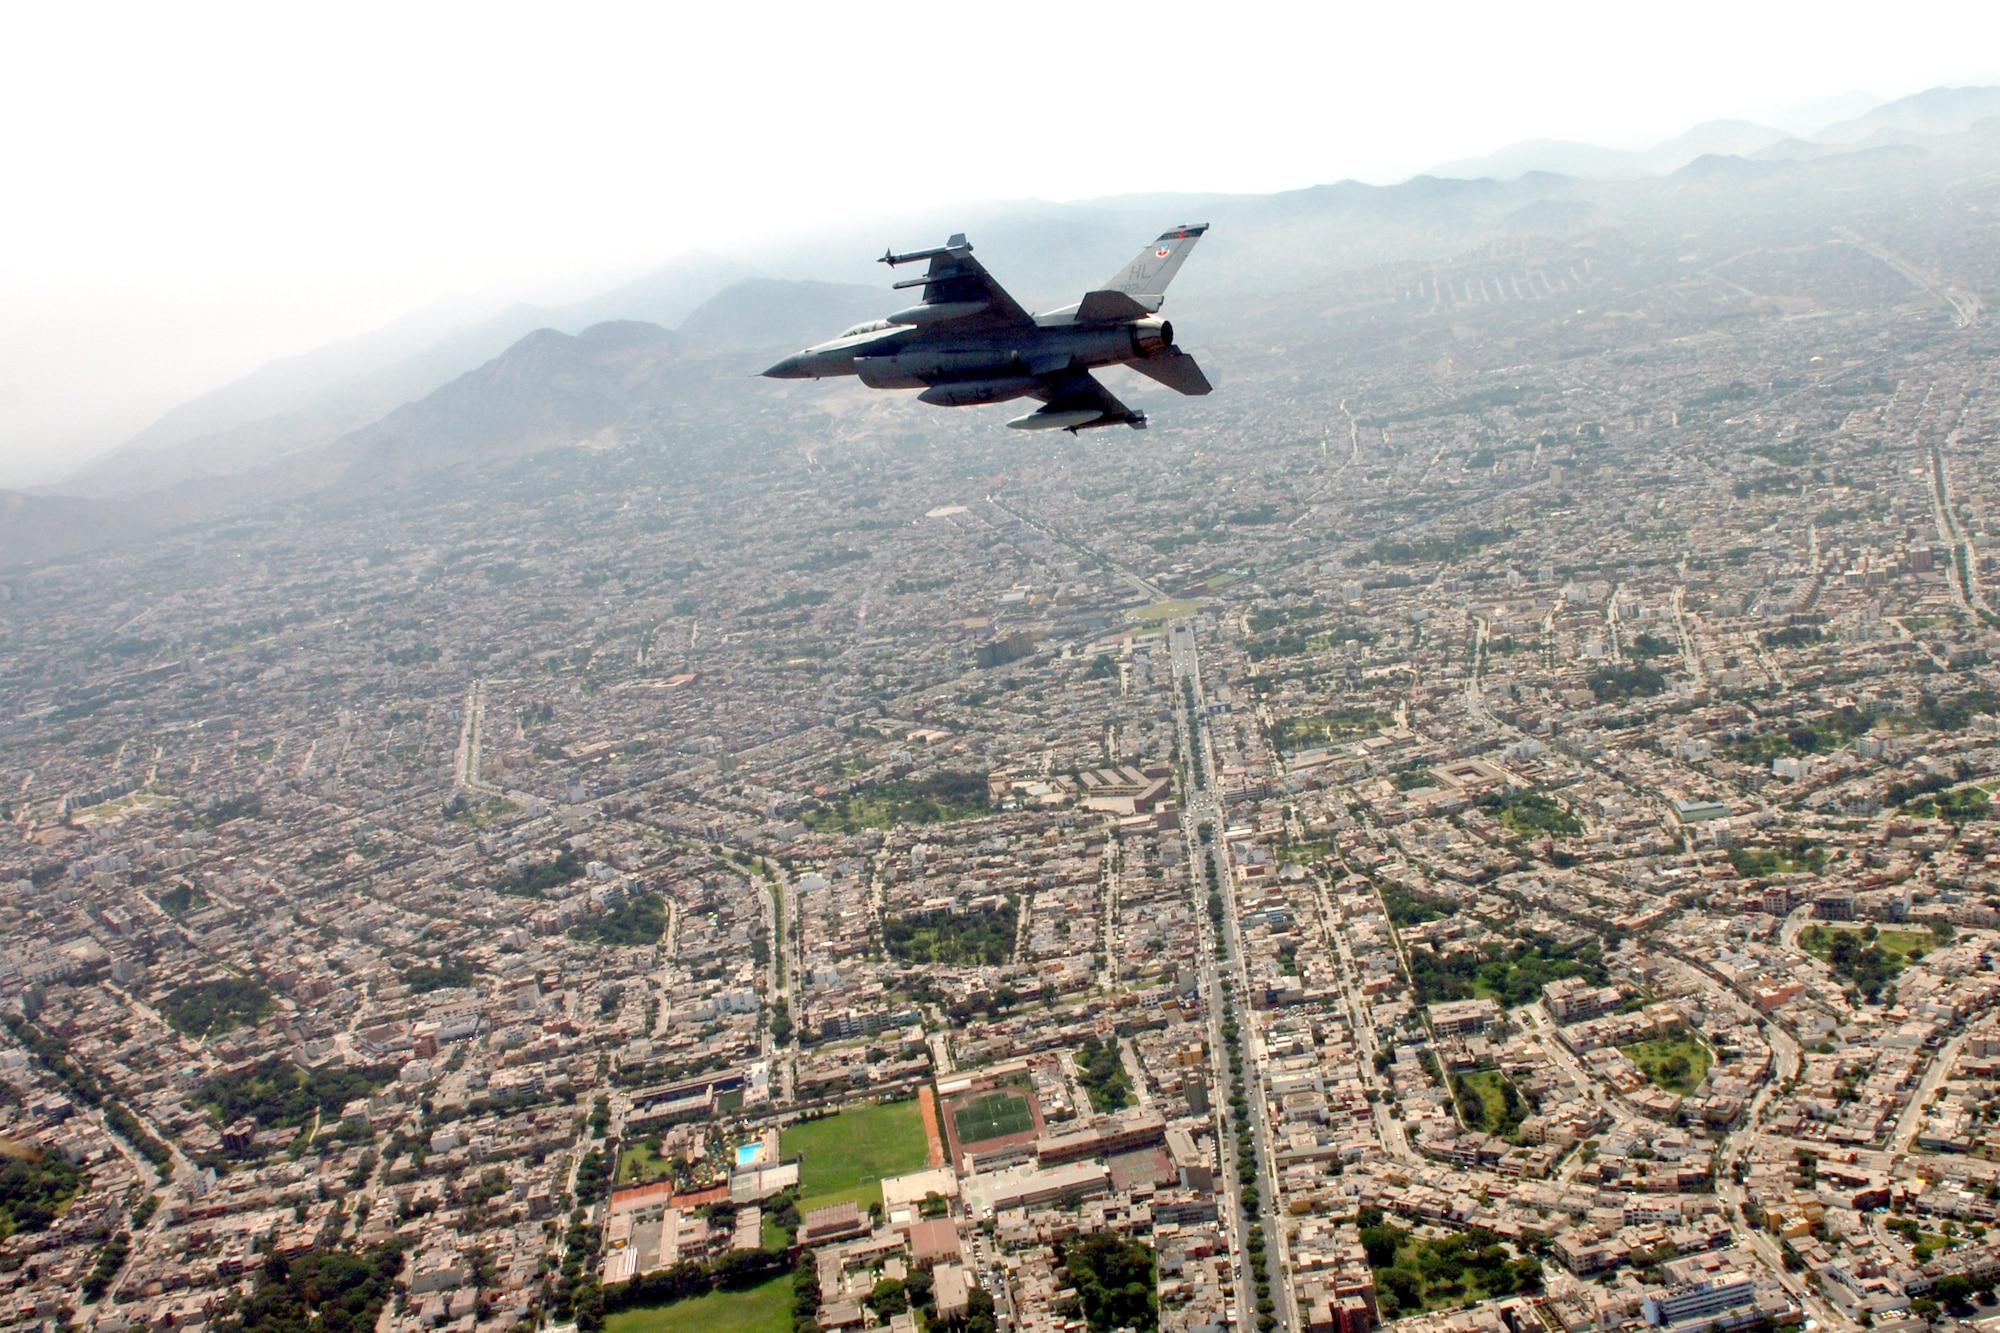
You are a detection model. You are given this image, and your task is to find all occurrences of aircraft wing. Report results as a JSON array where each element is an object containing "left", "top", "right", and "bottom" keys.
[{"left": 885, "top": 233, "right": 1034, "bottom": 328}]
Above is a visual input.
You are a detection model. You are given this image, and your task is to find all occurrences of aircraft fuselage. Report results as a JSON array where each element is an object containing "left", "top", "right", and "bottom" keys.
[{"left": 762, "top": 314, "right": 1174, "bottom": 409}]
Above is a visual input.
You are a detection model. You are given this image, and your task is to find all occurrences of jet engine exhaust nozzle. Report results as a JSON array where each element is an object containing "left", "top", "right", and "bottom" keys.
[{"left": 1131, "top": 318, "right": 1172, "bottom": 359}]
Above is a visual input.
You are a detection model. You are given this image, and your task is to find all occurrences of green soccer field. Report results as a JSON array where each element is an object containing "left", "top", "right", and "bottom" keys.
[
  {"left": 951, "top": 1090, "right": 1035, "bottom": 1145},
  {"left": 780, "top": 1100, "right": 929, "bottom": 1215}
]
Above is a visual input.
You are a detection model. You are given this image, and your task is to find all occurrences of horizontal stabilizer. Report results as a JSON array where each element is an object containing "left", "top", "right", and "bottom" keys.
[
  {"left": 1074, "top": 289, "right": 1152, "bottom": 323},
  {"left": 1129, "top": 348, "right": 1212, "bottom": 396}
]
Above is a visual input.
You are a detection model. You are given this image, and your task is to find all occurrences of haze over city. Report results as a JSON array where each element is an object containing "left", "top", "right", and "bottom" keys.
[{"left": 3, "top": 1, "right": 1998, "bottom": 483}]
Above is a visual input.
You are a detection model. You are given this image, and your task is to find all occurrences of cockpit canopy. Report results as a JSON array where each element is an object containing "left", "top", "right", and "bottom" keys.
[{"left": 835, "top": 318, "right": 897, "bottom": 339}]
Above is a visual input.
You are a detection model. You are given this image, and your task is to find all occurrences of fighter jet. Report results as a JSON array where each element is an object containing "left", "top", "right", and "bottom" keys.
[{"left": 761, "top": 225, "right": 1210, "bottom": 431}]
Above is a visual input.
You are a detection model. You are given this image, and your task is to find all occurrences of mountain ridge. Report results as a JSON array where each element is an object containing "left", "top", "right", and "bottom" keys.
[
  {"left": 56, "top": 253, "right": 756, "bottom": 500},
  {"left": 1425, "top": 83, "right": 2000, "bottom": 182},
  {"left": 1430, "top": 119, "right": 1793, "bottom": 182}
]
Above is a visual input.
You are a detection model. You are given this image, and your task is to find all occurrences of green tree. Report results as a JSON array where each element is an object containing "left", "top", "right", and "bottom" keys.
[
  {"left": 1058, "top": 1232, "right": 1157, "bottom": 1333},
  {"left": 869, "top": 1278, "right": 909, "bottom": 1317},
  {"left": 214, "top": 1243, "right": 405, "bottom": 1333},
  {"left": 1360, "top": 1223, "right": 1405, "bottom": 1268}
]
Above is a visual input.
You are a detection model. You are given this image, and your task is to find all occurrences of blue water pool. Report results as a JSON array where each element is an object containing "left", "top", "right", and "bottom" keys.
[{"left": 736, "top": 1143, "right": 758, "bottom": 1167}]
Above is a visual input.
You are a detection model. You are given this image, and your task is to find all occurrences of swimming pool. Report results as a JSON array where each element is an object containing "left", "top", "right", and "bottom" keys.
[{"left": 736, "top": 1143, "right": 758, "bottom": 1167}]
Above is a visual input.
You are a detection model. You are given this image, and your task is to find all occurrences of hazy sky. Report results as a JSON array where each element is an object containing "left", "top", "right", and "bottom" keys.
[{"left": 2, "top": 0, "right": 1997, "bottom": 485}]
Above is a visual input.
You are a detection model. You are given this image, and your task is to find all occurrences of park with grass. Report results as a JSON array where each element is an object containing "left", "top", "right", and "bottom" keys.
[
  {"left": 1586, "top": 663, "right": 1666, "bottom": 703},
  {"left": 606, "top": 1271, "right": 792, "bottom": 1333},
  {"left": 1888, "top": 1215, "right": 1969, "bottom": 1265},
  {"left": 1805, "top": 923, "right": 1940, "bottom": 967},
  {"left": 1903, "top": 785, "right": 1992, "bottom": 822},
  {"left": 1621, "top": 1034, "right": 1711, "bottom": 1095},
  {"left": 803, "top": 771, "right": 990, "bottom": 833},
  {"left": 1728, "top": 838, "right": 1829, "bottom": 878},
  {"left": 448, "top": 795, "right": 523, "bottom": 829},
  {"left": 780, "top": 1100, "right": 929, "bottom": 1215},
  {"left": 1800, "top": 923, "right": 1945, "bottom": 1000},
  {"left": 1450, "top": 1070, "right": 1532, "bottom": 1139},
  {"left": 615, "top": 1138, "right": 674, "bottom": 1187},
  {"left": 1872, "top": 927, "right": 1946, "bottom": 964},
  {"left": 1475, "top": 789, "right": 1583, "bottom": 840},
  {"left": 569, "top": 892, "right": 669, "bottom": 948},
  {"left": 0, "top": 1136, "right": 84, "bottom": 1238},
  {"left": 1268, "top": 707, "right": 1390, "bottom": 753},
  {"left": 1409, "top": 934, "right": 1606, "bottom": 1008},
  {"left": 157, "top": 975, "right": 275, "bottom": 1037},
  {"left": 883, "top": 901, "right": 1018, "bottom": 967},
  {"left": 1133, "top": 599, "right": 1200, "bottom": 623},
  {"left": 1074, "top": 1038, "right": 1134, "bottom": 1114},
  {"left": 1356, "top": 1212, "right": 1542, "bottom": 1319}
]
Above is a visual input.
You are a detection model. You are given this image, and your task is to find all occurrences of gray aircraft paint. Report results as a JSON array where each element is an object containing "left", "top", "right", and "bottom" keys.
[{"left": 762, "top": 226, "right": 1212, "bottom": 432}]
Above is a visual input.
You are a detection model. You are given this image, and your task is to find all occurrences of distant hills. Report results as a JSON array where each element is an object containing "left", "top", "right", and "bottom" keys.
[
  {"left": 58, "top": 252, "right": 758, "bottom": 500},
  {"left": 330, "top": 320, "right": 687, "bottom": 488},
  {"left": 0, "top": 318, "right": 740, "bottom": 564},
  {"left": 676, "top": 279, "right": 887, "bottom": 352},
  {"left": 1816, "top": 85, "right": 2000, "bottom": 142},
  {"left": 10, "top": 82, "right": 2000, "bottom": 569},
  {"left": 1430, "top": 119, "right": 1792, "bottom": 183},
  {"left": 1429, "top": 84, "right": 2000, "bottom": 181}
]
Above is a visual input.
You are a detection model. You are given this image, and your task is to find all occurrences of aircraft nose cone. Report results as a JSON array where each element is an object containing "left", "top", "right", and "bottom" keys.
[{"left": 762, "top": 353, "right": 809, "bottom": 379}]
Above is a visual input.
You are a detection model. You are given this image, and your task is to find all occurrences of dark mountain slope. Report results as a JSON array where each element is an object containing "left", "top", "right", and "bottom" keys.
[{"left": 327, "top": 322, "right": 686, "bottom": 489}]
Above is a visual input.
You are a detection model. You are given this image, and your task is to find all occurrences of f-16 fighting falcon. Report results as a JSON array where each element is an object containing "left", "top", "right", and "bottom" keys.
[{"left": 762, "top": 225, "right": 1210, "bottom": 431}]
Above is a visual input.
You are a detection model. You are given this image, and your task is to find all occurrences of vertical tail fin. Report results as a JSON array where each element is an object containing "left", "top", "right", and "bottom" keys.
[{"left": 1102, "top": 224, "right": 1208, "bottom": 311}]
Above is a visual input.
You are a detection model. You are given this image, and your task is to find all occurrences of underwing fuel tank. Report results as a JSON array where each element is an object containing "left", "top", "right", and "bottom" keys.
[
  {"left": 918, "top": 379, "right": 1039, "bottom": 406},
  {"left": 1008, "top": 408, "right": 1109, "bottom": 431}
]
